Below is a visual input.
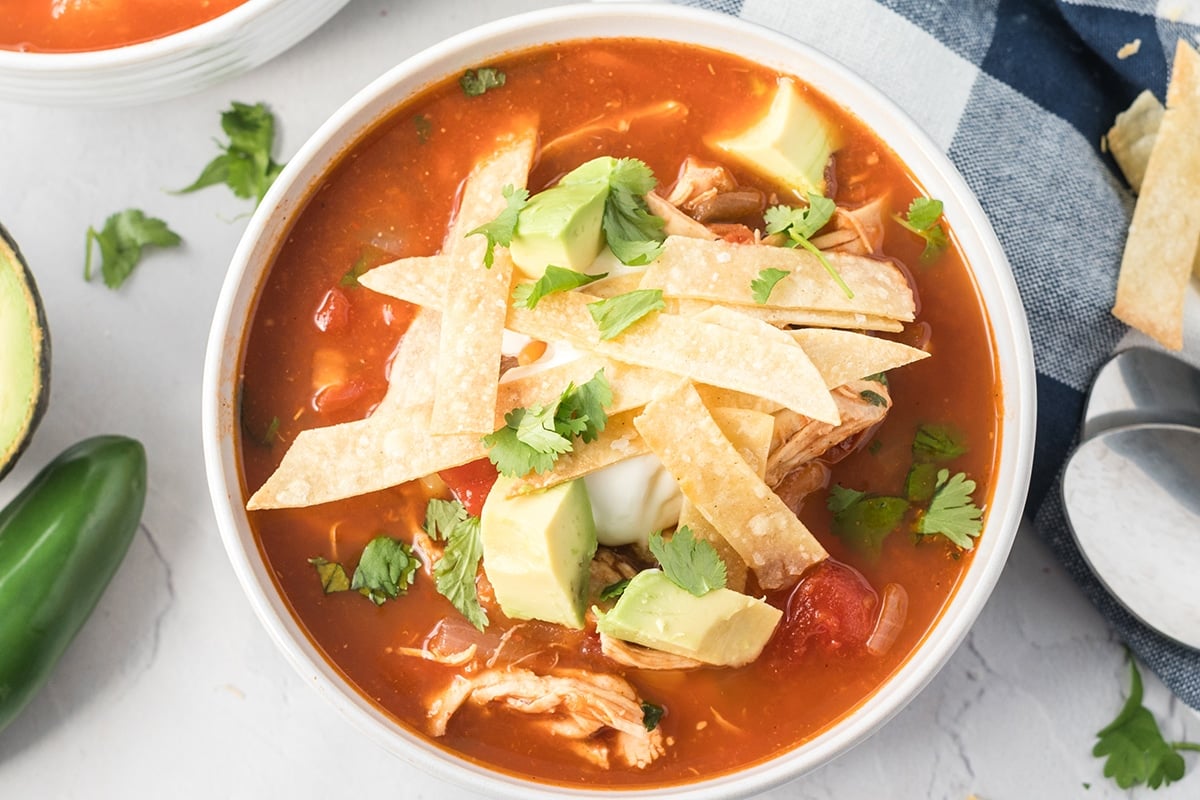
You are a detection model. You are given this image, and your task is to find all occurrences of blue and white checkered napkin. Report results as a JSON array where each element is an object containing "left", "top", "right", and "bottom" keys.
[{"left": 675, "top": 0, "right": 1200, "bottom": 708}]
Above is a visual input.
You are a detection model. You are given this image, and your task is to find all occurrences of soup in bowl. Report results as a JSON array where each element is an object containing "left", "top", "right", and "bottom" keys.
[{"left": 204, "top": 5, "right": 1035, "bottom": 797}]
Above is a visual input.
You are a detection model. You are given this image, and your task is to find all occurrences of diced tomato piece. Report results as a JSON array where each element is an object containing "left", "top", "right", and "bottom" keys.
[
  {"left": 771, "top": 560, "right": 878, "bottom": 661},
  {"left": 312, "top": 379, "right": 366, "bottom": 414},
  {"left": 438, "top": 458, "right": 499, "bottom": 517},
  {"left": 313, "top": 287, "right": 351, "bottom": 333}
]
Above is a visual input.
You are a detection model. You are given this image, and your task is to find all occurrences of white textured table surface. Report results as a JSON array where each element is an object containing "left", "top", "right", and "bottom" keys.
[{"left": 0, "top": 1, "right": 1195, "bottom": 798}]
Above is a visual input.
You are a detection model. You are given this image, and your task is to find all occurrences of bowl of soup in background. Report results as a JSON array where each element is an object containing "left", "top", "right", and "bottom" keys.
[
  {"left": 203, "top": 3, "right": 1036, "bottom": 797},
  {"left": 0, "top": 0, "right": 351, "bottom": 106}
]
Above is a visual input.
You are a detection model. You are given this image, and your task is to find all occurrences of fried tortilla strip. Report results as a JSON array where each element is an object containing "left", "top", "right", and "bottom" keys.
[
  {"left": 359, "top": 255, "right": 444, "bottom": 308},
  {"left": 1113, "top": 40, "right": 1200, "bottom": 350},
  {"left": 584, "top": 271, "right": 644, "bottom": 299},
  {"left": 679, "top": 407, "right": 775, "bottom": 593},
  {"left": 635, "top": 381, "right": 827, "bottom": 590},
  {"left": 666, "top": 296, "right": 904, "bottom": 332},
  {"left": 507, "top": 291, "right": 839, "bottom": 424},
  {"left": 1107, "top": 89, "right": 1165, "bottom": 194},
  {"left": 433, "top": 129, "right": 537, "bottom": 434},
  {"left": 641, "top": 235, "right": 915, "bottom": 321},
  {"left": 509, "top": 411, "right": 646, "bottom": 493},
  {"left": 378, "top": 306, "right": 442, "bottom": 411}
]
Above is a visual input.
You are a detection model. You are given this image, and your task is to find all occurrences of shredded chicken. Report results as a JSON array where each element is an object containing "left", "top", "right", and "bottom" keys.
[
  {"left": 645, "top": 190, "right": 717, "bottom": 240},
  {"left": 810, "top": 197, "right": 887, "bottom": 255},
  {"left": 588, "top": 546, "right": 643, "bottom": 601},
  {"left": 766, "top": 380, "right": 890, "bottom": 488},
  {"left": 600, "top": 633, "right": 704, "bottom": 671},
  {"left": 666, "top": 157, "right": 737, "bottom": 209},
  {"left": 426, "top": 667, "right": 666, "bottom": 768}
]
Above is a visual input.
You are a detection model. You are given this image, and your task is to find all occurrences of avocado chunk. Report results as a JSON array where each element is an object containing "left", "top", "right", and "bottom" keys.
[
  {"left": 0, "top": 224, "right": 50, "bottom": 481},
  {"left": 596, "top": 570, "right": 782, "bottom": 667},
  {"left": 480, "top": 476, "right": 598, "bottom": 628},
  {"left": 509, "top": 179, "right": 609, "bottom": 280},
  {"left": 711, "top": 77, "right": 843, "bottom": 198}
]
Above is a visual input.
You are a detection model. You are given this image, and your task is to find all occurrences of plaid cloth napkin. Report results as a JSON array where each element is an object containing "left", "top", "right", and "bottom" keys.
[{"left": 674, "top": 0, "right": 1200, "bottom": 708}]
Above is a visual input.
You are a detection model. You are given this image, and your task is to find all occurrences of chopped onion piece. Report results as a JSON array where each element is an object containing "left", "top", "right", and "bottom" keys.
[{"left": 866, "top": 583, "right": 908, "bottom": 656}]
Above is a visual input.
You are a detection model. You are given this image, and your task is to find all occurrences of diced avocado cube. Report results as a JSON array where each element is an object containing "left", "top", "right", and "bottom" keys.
[
  {"left": 480, "top": 476, "right": 598, "bottom": 628},
  {"left": 711, "top": 77, "right": 843, "bottom": 198},
  {"left": 509, "top": 180, "right": 609, "bottom": 280},
  {"left": 561, "top": 156, "right": 618, "bottom": 185},
  {"left": 595, "top": 570, "right": 782, "bottom": 667}
]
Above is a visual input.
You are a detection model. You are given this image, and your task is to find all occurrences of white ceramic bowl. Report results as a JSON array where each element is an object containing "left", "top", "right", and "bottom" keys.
[
  {"left": 203, "top": 4, "right": 1037, "bottom": 798},
  {"left": 0, "top": 0, "right": 350, "bottom": 106}
]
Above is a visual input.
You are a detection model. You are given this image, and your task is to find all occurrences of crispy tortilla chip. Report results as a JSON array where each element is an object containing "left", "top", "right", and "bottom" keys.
[
  {"left": 585, "top": 271, "right": 644, "bottom": 299},
  {"left": 359, "top": 255, "right": 446, "bottom": 309},
  {"left": 666, "top": 296, "right": 904, "bottom": 332},
  {"left": 498, "top": 355, "right": 676, "bottom": 420},
  {"left": 679, "top": 407, "right": 774, "bottom": 593},
  {"left": 641, "top": 235, "right": 914, "bottom": 321},
  {"left": 1107, "top": 89, "right": 1165, "bottom": 194},
  {"left": 634, "top": 381, "right": 828, "bottom": 590},
  {"left": 1113, "top": 41, "right": 1200, "bottom": 350},
  {"left": 509, "top": 410, "right": 646, "bottom": 493},
  {"left": 378, "top": 307, "right": 442, "bottom": 412},
  {"left": 432, "top": 130, "right": 537, "bottom": 434},
  {"left": 507, "top": 290, "right": 839, "bottom": 424}
]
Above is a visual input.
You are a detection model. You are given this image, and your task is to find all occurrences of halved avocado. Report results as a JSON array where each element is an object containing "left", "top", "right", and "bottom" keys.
[{"left": 0, "top": 223, "right": 50, "bottom": 481}]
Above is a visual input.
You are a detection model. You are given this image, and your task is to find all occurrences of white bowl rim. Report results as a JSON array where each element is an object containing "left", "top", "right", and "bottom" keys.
[
  {"left": 0, "top": 0, "right": 315, "bottom": 69},
  {"left": 203, "top": 4, "right": 1037, "bottom": 798}
]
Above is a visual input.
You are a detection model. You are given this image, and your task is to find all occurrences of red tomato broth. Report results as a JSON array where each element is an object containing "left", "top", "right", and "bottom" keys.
[
  {"left": 237, "top": 39, "right": 1001, "bottom": 788},
  {"left": 1, "top": 0, "right": 250, "bottom": 53}
]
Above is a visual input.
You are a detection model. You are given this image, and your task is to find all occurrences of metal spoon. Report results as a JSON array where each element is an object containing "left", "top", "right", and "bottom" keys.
[
  {"left": 1081, "top": 347, "right": 1200, "bottom": 440},
  {"left": 1062, "top": 423, "right": 1200, "bottom": 649}
]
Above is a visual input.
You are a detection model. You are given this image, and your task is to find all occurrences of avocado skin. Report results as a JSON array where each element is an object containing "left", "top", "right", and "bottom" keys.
[{"left": 0, "top": 222, "right": 51, "bottom": 482}]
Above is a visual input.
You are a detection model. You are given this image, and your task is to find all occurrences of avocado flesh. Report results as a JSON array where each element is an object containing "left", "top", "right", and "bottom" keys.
[
  {"left": 509, "top": 179, "right": 609, "bottom": 280},
  {"left": 596, "top": 570, "right": 782, "bottom": 667},
  {"left": 480, "top": 476, "right": 598, "bottom": 628},
  {"left": 711, "top": 76, "right": 843, "bottom": 198},
  {"left": 0, "top": 225, "right": 50, "bottom": 481}
]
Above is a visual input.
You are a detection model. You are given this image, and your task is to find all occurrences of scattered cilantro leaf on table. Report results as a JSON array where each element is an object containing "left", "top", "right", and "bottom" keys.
[
  {"left": 826, "top": 485, "right": 909, "bottom": 556},
  {"left": 483, "top": 370, "right": 612, "bottom": 476},
  {"left": 641, "top": 702, "right": 665, "bottom": 731},
  {"left": 308, "top": 557, "right": 351, "bottom": 594},
  {"left": 84, "top": 209, "right": 182, "bottom": 289},
  {"left": 433, "top": 515, "right": 489, "bottom": 630},
  {"left": 466, "top": 184, "right": 528, "bottom": 268},
  {"left": 648, "top": 527, "right": 727, "bottom": 596},
  {"left": 750, "top": 267, "right": 791, "bottom": 304},
  {"left": 602, "top": 158, "right": 666, "bottom": 265},
  {"left": 763, "top": 194, "right": 853, "bottom": 298},
  {"left": 916, "top": 469, "right": 983, "bottom": 549},
  {"left": 177, "top": 101, "right": 285, "bottom": 207},
  {"left": 1094, "top": 655, "right": 1200, "bottom": 789},
  {"left": 894, "top": 197, "right": 948, "bottom": 262},
  {"left": 460, "top": 67, "right": 506, "bottom": 97},
  {"left": 351, "top": 536, "right": 419, "bottom": 606},
  {"left": 587, "top": 289, "right": 665, "bottom": 340},
  {"left": 512, "top": 265, "right": 607, "bottom": 309}
]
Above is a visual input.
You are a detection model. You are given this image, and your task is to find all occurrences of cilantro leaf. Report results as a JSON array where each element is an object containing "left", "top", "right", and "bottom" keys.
[
  {"left": 177, "top": 101, "right": 285, "bottom": 206},
  {"left": 1094, "top": 656, "right": 1198, "bottom": 789},
  {"left": 894, "top": 197, "right": 948, "bottom": 262},
  {"left": 351, "top": 536, "right": 419, "bottom": 606},
  {"left": 912, "top": 424, "right": 968, "bottom": 462},
  {"left": 261, "top": 416, "right": 281, "bottom": 446},
  {"left": 903, "top": 462, "right": 939, "bottom": 504},
  {"left": 512, "top": 265, "right": 607, "bottom": 309},
  {"left": 648, "top": 527, "right": 727, "bottom": 596},
  {"left": 860, "top": 389, "right": 888, "bottom": 407},
  {"left": 84, "top": 209, "right": 183, "bottom": 289},
  {"left": 763, "top": 195, "right": 853, "bottom": 298},
  {"left": 482, "top": 371, "right": 612, "bottom": 477},
  {"left": 424, "top": 498, "right": 468, "bottom": 541},
  {"left": 587, "top": 289, "right": 665, "bottom": 340},
  {"left": 414, "top": 114, "right": 432, "bottom": 143},
  {"left": 641, "top": 701, "right": 665, "bottom": 731},
  {"left": 599, "top": 578, "right": 631, "bottom": 602},
  {"left": 916, "top": 469, "right": 983, "bottom": 549},
  {"left": 751, "top": 267, "right": 790, "bottom": 304},
  {"left": 580, "top": 157, "right": 665, "bottom": 265},
  {"left": 433, "top": 515, "right": 489, "bottom": 630},
  {"left": 467, "top": 184, "right": 528, "bottom": 268},
  {"left": 827, "top": 487, "right": 909, "bottom": 556},
  {"left": 308, "top": 557, "right": 351, "bottom": 594},
  {"left": 460, "top": 67, "right": 506, "bottom": 97}
]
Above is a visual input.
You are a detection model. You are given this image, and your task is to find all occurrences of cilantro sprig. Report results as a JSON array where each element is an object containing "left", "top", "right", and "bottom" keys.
[
  {"left": 432, "top": 513, "right": 489, "bottom": 631},
  {"left": 1094, "top": 655, "right": 1200, "bottom": 789},
  {"left": 513, "top": 265, "right": 607, "bottom": 309},
  {"left": 641, "top": 701, "right": 665, "bottom": 731},
  {"left": 915, "top": 469, "right": 983, "bottom": 549},
  {"left": 763, "top": 194, "right": 853, "bottom": 298},
  {"left": 827, "top": 486, "right": 909, "bottom": 556},
  {"left": 598, "top": 158, "right": 666, "bottom": 265},
  {"left": 482, "top": 370, "right": 612, "bottom": 477},
  {"left": 648, "top": 527, "right": 727, "bottom": 596},
  {"left": 460, "top": 67, "right": 506, "bottom": 97},
  {"left": 894, "top": 197, "right": 948, "bottom": 262},
  {"left": 84, "top": 209, "right": 182, "bottom": 289},
  {"left": 750, "top": 267, "right": 790, "bottom": 305},
  {"left": 178, "top": 101, "right": 285, "bottom": 207},
  {"left": 307, "top": 534, "right": 418, "bottom": 606},
  {"left": 587, "top": 289, "right": 665, "bottom": 340},
  {"left": 912, "top": 423, "right": 967, "bottom": 462},
  {"left": 467, "top": 184, "right": 529, "bottom": 268}
]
